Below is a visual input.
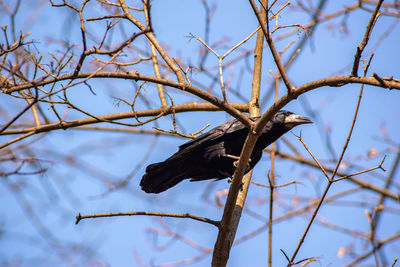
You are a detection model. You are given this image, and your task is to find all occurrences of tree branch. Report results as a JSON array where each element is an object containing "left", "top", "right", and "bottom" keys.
[{"left": 76, "top": 211, "right": 220, "bottom": 227}]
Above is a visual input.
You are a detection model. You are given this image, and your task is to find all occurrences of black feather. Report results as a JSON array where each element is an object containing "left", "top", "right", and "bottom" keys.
[{"left": 140, "top": 110, "right": 312, "bottom": 193}]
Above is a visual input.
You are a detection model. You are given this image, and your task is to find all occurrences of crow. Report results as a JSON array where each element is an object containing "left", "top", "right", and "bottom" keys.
[{"left": 140, "top": 110, "right": 312, "bottom": 193}]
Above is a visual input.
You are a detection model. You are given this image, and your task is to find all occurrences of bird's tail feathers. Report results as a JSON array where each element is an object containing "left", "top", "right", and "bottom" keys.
[{"left": 140, "top": 157, "right": 188, "bottom": 193}]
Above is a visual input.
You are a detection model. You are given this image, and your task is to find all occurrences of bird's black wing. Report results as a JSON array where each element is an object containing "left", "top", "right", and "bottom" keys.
[{"left": 178, "top": 117, "right": 259, "bottom": 152}]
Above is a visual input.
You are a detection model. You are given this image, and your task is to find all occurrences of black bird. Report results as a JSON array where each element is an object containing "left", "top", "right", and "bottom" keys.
[{"left": 140, "top": 110, "right": 312, "bottom": 193}]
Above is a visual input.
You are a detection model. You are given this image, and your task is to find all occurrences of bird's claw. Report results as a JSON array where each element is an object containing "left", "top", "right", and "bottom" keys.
[
  {"left": 233, "top": 159, "right": 251, "bottom": 170},
  {"left": 227, "top": 178, "right": 244, "bottom": 191}
]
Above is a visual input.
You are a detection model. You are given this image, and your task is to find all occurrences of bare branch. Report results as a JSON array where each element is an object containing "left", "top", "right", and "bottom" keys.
[{"left": 76, "top": 211, "right": 220, "bottom": 227}]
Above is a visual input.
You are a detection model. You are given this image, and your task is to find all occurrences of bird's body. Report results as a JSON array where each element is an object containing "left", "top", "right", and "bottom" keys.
[{"left": 140, "top": 111, "right": 312, "bottom": 193}]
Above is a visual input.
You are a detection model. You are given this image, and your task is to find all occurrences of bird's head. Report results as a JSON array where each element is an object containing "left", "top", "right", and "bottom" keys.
[{"left": 274, "top": 110, "right": 313, "bottom": 130}]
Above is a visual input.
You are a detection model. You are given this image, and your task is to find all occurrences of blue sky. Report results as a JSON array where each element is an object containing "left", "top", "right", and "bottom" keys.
[{"left": 1, "top": 1, "right": 400, "bottom": 266}]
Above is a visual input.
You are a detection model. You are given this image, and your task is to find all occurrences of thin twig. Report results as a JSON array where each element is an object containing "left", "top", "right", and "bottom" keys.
[
  {"left": 76, "top": 211, "right": 220, "bottom": 227},
  {"left": 288, "top": 52, "right": 376, "bottom": 266},
  {"left": 351, "top": 0, "right": 383, "bottom": 76},
  {"left": 249, "top": 0, "right": 294, "bottom": 94}
]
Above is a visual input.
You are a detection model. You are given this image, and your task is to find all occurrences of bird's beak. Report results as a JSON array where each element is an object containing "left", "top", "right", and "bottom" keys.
[{"left": 284, "top": 114, "right": 313, "bottom": 127}]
